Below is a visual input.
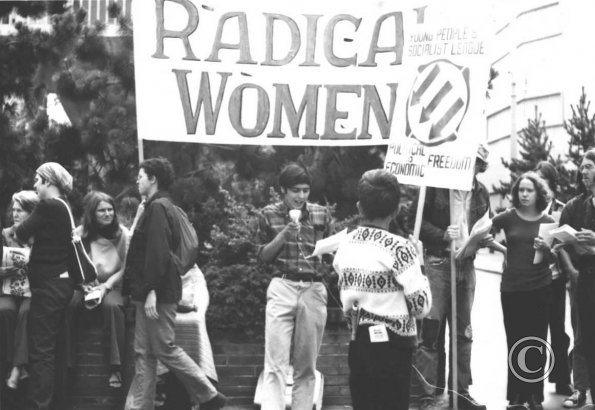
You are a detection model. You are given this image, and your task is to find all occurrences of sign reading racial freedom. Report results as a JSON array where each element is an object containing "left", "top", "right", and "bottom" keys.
[
  {"left": 384, "top": 21, "right": 490, "bottom": 190},
  {"left": 133, "top": 0, "right": 456, "bottom": 146}
]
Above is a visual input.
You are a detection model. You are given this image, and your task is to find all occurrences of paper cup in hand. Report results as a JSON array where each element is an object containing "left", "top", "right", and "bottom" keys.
[
  {"left": 289, "top": 209, "right": 301, "bottom": 224},
  {"left": 84, "top": 288, "right": 103, "bottom": 310}
]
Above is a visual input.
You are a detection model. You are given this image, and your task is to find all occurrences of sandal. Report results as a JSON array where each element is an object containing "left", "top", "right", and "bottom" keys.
[{"left": 108, "top": 371, "right": 122, "bottom": 388}]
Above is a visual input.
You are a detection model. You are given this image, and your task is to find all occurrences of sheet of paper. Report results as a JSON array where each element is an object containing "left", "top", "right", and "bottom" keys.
[
  {"left": 549, "top": 224, "right": 595, "bottom": 255},
  {"left": 455, "top": 211, "right": 492, "bottom": 260},
  {"left": 308, "top": 228, "right": 348, "bottom": 258},
  {"left": 533, "top": 222, "right": 559, "bottom": 264},
  {"left": 549, "top": 224, "right": 578, "bottom": 243}
]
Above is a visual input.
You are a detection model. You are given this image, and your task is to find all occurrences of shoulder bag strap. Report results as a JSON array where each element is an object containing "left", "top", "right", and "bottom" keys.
[{"left": 54, "top": 197, "right": 76, "bottom": 232}]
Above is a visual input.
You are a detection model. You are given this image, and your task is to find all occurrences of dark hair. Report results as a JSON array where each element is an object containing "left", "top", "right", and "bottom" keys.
[
  {"left": 117, "top": 196, "right": 140, "bottom": 229},
  {"left": 82, "top": 191, "right": 121, "bottom": 240},
  {"left": 534, "top": 161, "right": 558, "bottom": 193},
  {"left": 140, "top": 157, "right": 175, "bottom": 190},
  {"left": 278, "top": 162, "right": 311, "bottom": 189},
  {"left": 510, "top": 172, "right": 551, "bottom": 211},
  {"left": 584, "top": 147, "right": 595, "bottom": 164},
  {"left": 357, "top": 169, "right": 401, "bottom": 219}
]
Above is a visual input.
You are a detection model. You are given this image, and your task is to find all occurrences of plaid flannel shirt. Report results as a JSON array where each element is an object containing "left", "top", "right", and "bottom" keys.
[{"left": 256, "top": 201, "right": 333, "bottom": 278}]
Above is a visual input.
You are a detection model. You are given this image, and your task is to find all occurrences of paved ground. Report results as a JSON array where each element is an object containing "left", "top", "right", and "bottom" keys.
[{"left": 433, "top": 249, "right": 588, "bottom": 410}]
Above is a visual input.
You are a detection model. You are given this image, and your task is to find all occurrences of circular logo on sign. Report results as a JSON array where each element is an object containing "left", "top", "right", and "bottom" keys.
[{"left": 405, "top": 59, "right": 470, "bottom": 146}]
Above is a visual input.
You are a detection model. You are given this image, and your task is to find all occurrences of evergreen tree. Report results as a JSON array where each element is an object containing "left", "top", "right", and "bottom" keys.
[
  {"left": 548, "top": 87, "right": 595, "bottom": 202},
  {"left": 565, "top": 87, "right": 595, "bottom": 165},
  {"left": 0, "top": 2, "right": 136, "bottom": 217},
  {"left": 493, "top": 106, "right": 552, "bottom": 198}
]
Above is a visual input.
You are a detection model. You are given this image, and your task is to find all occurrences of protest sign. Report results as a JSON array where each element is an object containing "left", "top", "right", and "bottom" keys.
[
  {"left": 132, "top": 0, "right": 431, "bottom": 146},
  {"left": 383, "top": 21, "right": 490, "bottom": 190}
]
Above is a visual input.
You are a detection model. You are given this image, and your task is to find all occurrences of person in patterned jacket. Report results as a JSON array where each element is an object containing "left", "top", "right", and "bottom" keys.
[{"left": 333, "top": 169, "right": 431, "bottom": 410}]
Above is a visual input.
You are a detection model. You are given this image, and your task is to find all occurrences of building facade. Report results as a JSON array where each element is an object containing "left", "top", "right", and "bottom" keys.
[{"left": 483, "top": 0, "right": 595, "bottom": 207}]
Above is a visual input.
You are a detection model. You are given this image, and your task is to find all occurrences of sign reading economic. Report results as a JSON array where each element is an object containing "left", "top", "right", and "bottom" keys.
[{"left": 133, "top": 0, "right": 438, "bottom": 146}]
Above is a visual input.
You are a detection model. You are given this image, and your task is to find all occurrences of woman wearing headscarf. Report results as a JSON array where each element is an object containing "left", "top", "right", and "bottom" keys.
[
  {"left": 0, "top": 191, "right": 39, "bottom": 389},
  {"left": 64, "top": 191, "right": 130, "bottom": 389},
  {"left": 8, "top": 162, "right": 76, "bottom": 410}
]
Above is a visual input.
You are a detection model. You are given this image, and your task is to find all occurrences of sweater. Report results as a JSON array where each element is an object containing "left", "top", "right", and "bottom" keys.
[
  {"left": 333, "top": 226, "right": 431, "bottom": 347},
  {"left": 15, "top": 197, "right": 71, "bottom": 288},
  {"left": 74, "top": 225, "right": 130, "bottom": 284}
]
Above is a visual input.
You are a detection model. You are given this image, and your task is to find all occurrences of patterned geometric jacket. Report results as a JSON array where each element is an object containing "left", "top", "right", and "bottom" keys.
[{"left": 333, "top": 226, "right": 431, "bottom": 347}]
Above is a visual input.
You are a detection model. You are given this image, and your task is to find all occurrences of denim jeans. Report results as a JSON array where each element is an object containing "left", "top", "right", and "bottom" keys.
[
  {"left": 262, "top": 277, "right": 327, "bottom": 410},
  {"left": 416, "top": 256, "right": 475, "bottom": 397},
  {"left": 125, "top": 302, "right": 217, "bottom": 410}
]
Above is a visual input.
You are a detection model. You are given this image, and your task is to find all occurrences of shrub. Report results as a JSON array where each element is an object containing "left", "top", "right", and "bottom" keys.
[
  {"left": 202, "top": 186, "right": 342, "bottom": 338},
  {"left": 204, "top": 263, "right": 273, "bottom": 340}
]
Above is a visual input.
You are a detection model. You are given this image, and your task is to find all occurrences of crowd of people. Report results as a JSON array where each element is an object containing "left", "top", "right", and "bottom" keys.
[
  {"left": 0, "top": 159, "right": 226, "bottom": 410},
  {"left": 0, "top": 148, "right": 594, "bottom": 410}
]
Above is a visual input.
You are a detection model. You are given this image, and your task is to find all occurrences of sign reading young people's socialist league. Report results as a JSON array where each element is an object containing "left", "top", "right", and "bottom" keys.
[{"left": 383, "top": 21, "right": 490, "bottom": 190}]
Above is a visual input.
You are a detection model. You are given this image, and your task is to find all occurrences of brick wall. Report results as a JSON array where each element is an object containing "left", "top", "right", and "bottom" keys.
[
  {"left": 212, "top": 307, "right": 352, "bottom": 407},
  {"left": 66, "top": 311, "right": 134, "bottom": 410},
  {"left": 2, "top": 307, "right": 353, "bottom": 409}
]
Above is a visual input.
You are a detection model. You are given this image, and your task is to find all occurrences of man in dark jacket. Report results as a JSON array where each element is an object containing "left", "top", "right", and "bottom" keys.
[
  {"left": 413, "top": 145, "right": 491, "bottom": 410},
  {"left": 123, "top": 157, "right": 226, "bottom": 410}
]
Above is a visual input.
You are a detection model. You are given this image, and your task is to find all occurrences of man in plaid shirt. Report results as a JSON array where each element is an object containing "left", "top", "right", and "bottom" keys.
[{"left": 256, "top": 162, "right": 333, "bottom": 410}]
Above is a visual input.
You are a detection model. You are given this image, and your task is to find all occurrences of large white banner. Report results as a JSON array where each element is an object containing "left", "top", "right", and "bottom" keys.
[{"left": 132, "top": 0, "right": 487, "bottom": 148}]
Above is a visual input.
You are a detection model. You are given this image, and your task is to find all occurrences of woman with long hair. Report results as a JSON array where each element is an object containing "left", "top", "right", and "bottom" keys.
[
  {"left": 492, "top": 172, "right": 555, "bottom": 410},
  {"left": 65, "top": 191, "right": 130, "bottom": 389},
  {"left": 0, "top": 190, "right": 39, "bottom": 389}
]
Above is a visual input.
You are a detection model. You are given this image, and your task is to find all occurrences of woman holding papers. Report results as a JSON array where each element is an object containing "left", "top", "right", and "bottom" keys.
[
  {"left": 333, "top": 169, "right": 431, "bottom": 410},
  {"left": 64, "top": 191, "right": 130, "bottom": 389},
  {"left": 557, "top": 148, "right": 595, "bottom": 407},
  {"left": 491, "top": 172, "right": 554, "bottom": 410},
  {"left": 0, "top": 191, "right": 38, "bottom": 389}
]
